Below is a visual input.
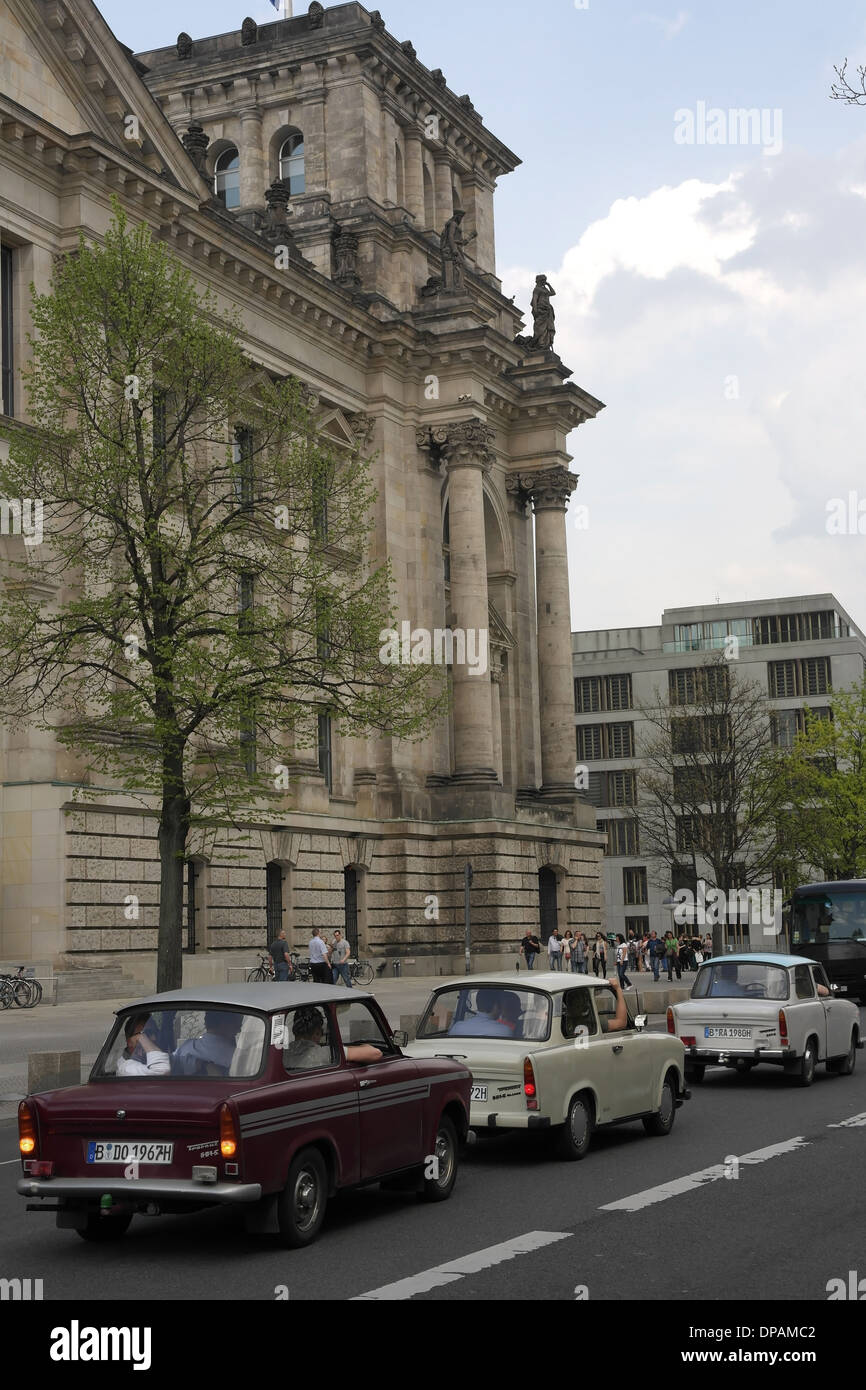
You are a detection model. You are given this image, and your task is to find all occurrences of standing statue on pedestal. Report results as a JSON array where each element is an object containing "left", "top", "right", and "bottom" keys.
[
  {"left": 440, "top": 209, "right": 476, "bottom": 294},
  {"left": 530, "top": 274, "right": 556, "bottom": 351}
]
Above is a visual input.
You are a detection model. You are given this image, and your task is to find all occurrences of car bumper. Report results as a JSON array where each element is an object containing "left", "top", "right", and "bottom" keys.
[
  {"left": 685, "top": 1045, "right": 791, "bottom": 1066},
  {"left": 470, "top": 1110, "right": 551, "bottom": 1131},
  {"left": 17, "top": 1175, "right": 262, "bottom": 1206}
]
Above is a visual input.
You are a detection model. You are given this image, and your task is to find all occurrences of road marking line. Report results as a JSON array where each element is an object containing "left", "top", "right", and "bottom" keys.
[
  {"left": 828, "top": 1112, "right": 866, "bottom": 1128},
  {"left": 0, "top": 1158, "right": 20, "bottom": 1165},
  {"left": 600, "top": 1137, "right": 809, "bottom": 1213},
  {"left": 353, "top": 1230, "right": 572, "bottom": 1300}
]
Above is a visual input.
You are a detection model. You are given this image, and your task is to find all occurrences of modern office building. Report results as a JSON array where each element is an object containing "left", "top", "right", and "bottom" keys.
[{"left": 573, "top": 595, "right": 866, "bottom": 943}]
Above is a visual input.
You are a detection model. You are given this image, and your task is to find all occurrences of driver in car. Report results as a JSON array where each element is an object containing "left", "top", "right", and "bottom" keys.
[{"left": 116, "top": 1014, "right": 171, "bottom": 1076}]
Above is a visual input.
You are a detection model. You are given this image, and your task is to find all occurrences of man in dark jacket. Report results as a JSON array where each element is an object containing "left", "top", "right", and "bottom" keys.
[{"left": 268, "top": 928, "right": 290, "bottom": 981}]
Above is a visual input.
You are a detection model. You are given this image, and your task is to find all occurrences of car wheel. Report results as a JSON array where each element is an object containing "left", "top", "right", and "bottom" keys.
[
  {"left": 643, "top": 1073, "right": 677, "bottom": 1136},
  {"left": 684, "top": 1062, "right": 705, "bottom": 1084},
  {"left": 792, "top": 1037, "right": 818, "bottom": 1088},
  {"left": 556, "top": 1093, "right": 593, "bottom": 1160},
  {"left": 277, "top": 1148, "right": 328, "bottom": 1247},
  {"left": 829, "top": 1032, "right": 858, "bottom": 1077},
  {"left": 421, "top": 1115, "right": 458, "bottom": 1202},
  {"left": 75, "top": 1212, "right": 132, "bottom": 1242}
]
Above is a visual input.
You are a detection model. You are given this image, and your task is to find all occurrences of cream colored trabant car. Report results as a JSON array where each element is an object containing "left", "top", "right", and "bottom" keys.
[
  {"left": 669, "top": 953, "right": 863, "bottom": 1085},
  {"left": 404, "top": 973, "right": 688, "bottom": 1160}
]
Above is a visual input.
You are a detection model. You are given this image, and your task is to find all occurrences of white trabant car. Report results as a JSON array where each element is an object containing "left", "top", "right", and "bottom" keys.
[
  {"left": 404, "top": 973, "right": 688, "bottom": 1160},
  {"left": 669, "top": 953, "right": 862, "bottom": 1086}
]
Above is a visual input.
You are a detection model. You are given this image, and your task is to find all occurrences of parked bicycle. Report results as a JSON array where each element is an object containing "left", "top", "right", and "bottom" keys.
[
  {"left": 289, "top": 952, "right": 312, "bottom": 983},
  {"left": 0, "top": 965, "right": 42, "bottom": 1008},
  {"left": 246, "top": 953, "right": 275, "bottom": 983},
  {"left": 348, "top": 958, "right": 375, "bottom": 986}
]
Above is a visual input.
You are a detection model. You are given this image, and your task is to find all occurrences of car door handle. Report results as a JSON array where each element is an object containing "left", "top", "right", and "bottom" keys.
[
  {"left": 611, "top": 1045, "right": 624, "bottom": 1055},
  {"left": 359, "top": 1079, "right": 377, "bottom": 1088}
]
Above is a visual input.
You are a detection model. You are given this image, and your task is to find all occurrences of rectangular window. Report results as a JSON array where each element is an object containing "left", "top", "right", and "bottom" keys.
[
  {"left": 609, "top": 770, "right": 636, "bottom": 806},
  {"left": 672, "top": 716, "right": 700, "bottom": 753},
  {"left": 576, "top": 724, "right": 603, "bottom": 761},
  {"left": 238, "top": 573, "right": 254, "bottom": 633},
  {"left": 768, "top": 660, "right": 797, "bottom": 698},
  {"left": 610, "top": 818, "right": 639, "bottom": 856},
  {"left": 233, "top": 427, "right": 254, "bottom": 510},
  {"left": 676, "top": 814, "right": 701, "bottom": 852},
  {"left": 802, "top": 656, "right": 830, "bottom": 696},
  {"left": 605, "top": 673, "right": 633, "bottom": 711},
  {"left": 584, "top": 771, "right": 605, "bottom": 806},
  {"left": 625, "top": 916, "right": 649, "bottom": 937},
  {"left": 1, "top": 244, "right": 13, "bottom": 418},
  {"left": 770, "top": 709, "right": 800, "bottom": 749},
  {"left": 575, "top": 675, "right": 602, "bottom": 713},
  {"left": 669, "top": 668, "right": 696, "bottom": 706},
  {"left": 623, "top": 867, "right": 648, "bottom": 906},
  {"left": 317, "top": 712, "right": 332, "bottom": 792},
  {"left": 607, "top": 722, "right": 634, "bottom": 758}
]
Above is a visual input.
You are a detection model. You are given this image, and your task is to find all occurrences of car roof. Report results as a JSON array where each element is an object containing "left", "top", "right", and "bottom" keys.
[
  {"left": 700, "top": 953, "right": 811, "bottom": 968},
  {"left": 117, "top": 984, "right": 372, "bottom": 1015},
  {"left": 792, "top": 880, "right": 866, "bottom": 894},
  {"left": 432, "top": 971, "right": 604, "bottom": 994}
]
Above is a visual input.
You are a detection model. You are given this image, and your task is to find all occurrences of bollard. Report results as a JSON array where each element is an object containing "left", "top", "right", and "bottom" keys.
[
  {"left": 28, "top": 1050, "right": 81, "bottom": 1094},
  {"left": 392, "top": 959, "right": 401, "bottom": 977}
]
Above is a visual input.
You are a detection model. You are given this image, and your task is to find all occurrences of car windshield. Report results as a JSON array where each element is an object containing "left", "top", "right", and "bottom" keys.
[
  {"left": 692, "top": 963, "right": 789, "bottom": 1001},
  {"left": 791, "top": 891, "right": 866, "bottom": 944},
  {"left": 93, "top": 1008, "right": 267, "bottom": 1079},
  {"left": 416, "top": 987, "right": 551, "bottom": 1041}
]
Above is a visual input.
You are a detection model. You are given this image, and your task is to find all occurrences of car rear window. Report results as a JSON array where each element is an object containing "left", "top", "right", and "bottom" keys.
[
  {"left": 692, "top": 963, "right": 789, "bottom": 1001},
  {"left": 93, "top": 1008, "right": 267, "bottom": 1079},
  {"left": 416, "top": 987, "right": 551, "bottom": 1041}
]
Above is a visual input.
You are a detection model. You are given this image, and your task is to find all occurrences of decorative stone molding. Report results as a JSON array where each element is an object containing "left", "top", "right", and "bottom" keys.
[
  {"left": 431, "top": 69, "right": 447, "bottom": 87},
  {"left": 181, "top": 122, "right": 209, "bottom": 175},
  {"left": 448, "top": 418, "right": 495, "bottom": 471},
  {"left": 524, "top": 465, "right": 578, "bottom": 511},
  {"left": 369, "top": 10, "right": 386, "bottom": 32},
  {"left": 332, "top": 225, "right": 361, "bottom": 287},
  {"left": 308, "top": 2, "right": 325, "bottom": 29},
  {"left": 340, "top": 835, "right": 375, "bottom": 870},
  {"left": 177, "top": 33, "right": 193, "bottom": 60},
  {"left": 401, "top": 40, "right": 417, "bottom": 62},
  {"left": 415, "top": 425, "right": 452, "bottom": 471},
  {"left": 505, "top": 472, "right": 533, "bottom": 514},
  {"left": 241, "top": 18, "right": 257, "bottom": 46},
  {"left": 347, "top": 412, "right": 376, "bottom": 450}
]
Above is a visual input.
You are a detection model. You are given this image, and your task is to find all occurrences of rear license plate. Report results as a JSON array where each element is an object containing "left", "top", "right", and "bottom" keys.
[
  {"left": 470, "top": 1086, "right": 488, "bottom": 1102},
  {"left": 704, "top": 1027, "right": 751, "bottom": 1040},
  {"left": 87, "top": 1141, "right": 174, "bottom": 1164}
]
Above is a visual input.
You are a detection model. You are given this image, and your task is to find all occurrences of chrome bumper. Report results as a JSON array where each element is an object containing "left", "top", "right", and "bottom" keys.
[
  {"left": 686, "top": 1046, "right": 789, "bottom": 1064},
  {"left": 18, "top": 1175, "right": 262, "bottom": 1205}
]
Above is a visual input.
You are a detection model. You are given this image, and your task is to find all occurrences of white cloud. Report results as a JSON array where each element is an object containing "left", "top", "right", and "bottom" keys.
[
  {"left": 502, "top": 146, "right": 866, "bottom": 631},
  {"left": 637, "top": 9, "right": 690, "bottom": 41}
]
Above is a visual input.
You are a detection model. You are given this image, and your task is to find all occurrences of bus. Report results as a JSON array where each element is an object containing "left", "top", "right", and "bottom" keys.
[{"left": 788, "top": 880, "right": 866, "bottom": 1002}]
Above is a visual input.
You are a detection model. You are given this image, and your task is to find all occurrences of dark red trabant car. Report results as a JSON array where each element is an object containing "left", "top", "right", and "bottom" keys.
[{"left": 17, "top": 985, "right": 471, "bottom": 1247}]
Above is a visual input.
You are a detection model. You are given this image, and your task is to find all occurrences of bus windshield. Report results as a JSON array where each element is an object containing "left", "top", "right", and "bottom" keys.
[{"left": 791, "top": 891, "right": 866, "bottom": 945}]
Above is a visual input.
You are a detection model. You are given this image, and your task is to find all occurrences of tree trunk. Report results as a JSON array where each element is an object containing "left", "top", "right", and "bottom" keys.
[{"left": 157, "top": 763, "right": 191, "bottom": 992}]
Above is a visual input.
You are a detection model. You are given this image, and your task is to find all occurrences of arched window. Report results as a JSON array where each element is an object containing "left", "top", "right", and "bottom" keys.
[
  {"left": 279, "top": 132, "right": 305, "bottom": 196},
  {"left": 214, "top": 147, "right": 240, "bottom": 209}
]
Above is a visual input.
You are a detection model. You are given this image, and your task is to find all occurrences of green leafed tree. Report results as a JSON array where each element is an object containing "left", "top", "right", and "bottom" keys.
[
  {"left": 767, "top": 680, "right": 866, "bottom": 883},
  {"left": 0, "top": 207, "right": 445, "bottom": 989}
]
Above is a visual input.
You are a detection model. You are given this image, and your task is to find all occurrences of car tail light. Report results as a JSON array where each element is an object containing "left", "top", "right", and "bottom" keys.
[
  {"left": 680, "top": 1036, "right": 696, "bottom": 1047},
  {"left": 779, "top": 1009, "right": 788, "bottom": 1044},
  {"left": 523, "top": 1057, "right": 538, "bottom": 1111},
  {"left": 666, "top": 1008, "right": 674, "bottom": 1034},
  {"left": 219, "top": 1103, "right": 238, "bottom": 1158},
  {"left": 18, "top": 1100, "right": 37, "bottom": 1157}
]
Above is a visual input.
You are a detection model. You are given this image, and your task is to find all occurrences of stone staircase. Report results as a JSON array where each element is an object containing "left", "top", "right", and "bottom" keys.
[{"left": 55, "top": 964, "right": 149, "bottom": 1004}]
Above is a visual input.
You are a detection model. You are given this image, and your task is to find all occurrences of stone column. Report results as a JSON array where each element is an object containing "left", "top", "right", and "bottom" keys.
[
  {"left": 238, "top": 107, "right": 265, "bottom": 209},
  {"left": 403, "top": 127, "right": 425, "bottom": 225},
  {"left": 527, "top": 466, "right": 578, "bottom": 798},
  {"left": 490, "top": 653, "right": 504, "bottom": 784},
  {"left": 444, "top": 420, "right": 497, "bottom": 783},
  {"left": 506, "top": 474, "right": 541, "bottom": 795},
  {"left": 433, "top": 153, "right": 454, "bottom": 228}
]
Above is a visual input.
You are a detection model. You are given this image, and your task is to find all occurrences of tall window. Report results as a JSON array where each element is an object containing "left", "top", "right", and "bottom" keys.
[
  {"left": 266, "top": 862, "right": 283, "bottom": 935},
  {"left": 240, "top": 701, "right": 256, "bottom": 775},
  {"left": 238, "top": 573, "right": 254, "bottom": 632},
  {"left": 233, "top": 427, "right": 254, "bottom": 510},
  {"left": 279, "top": 132, "right": 305, "bottom": 196},
  {"left": 623, "top": 867, "right": 648, "bottom": 906},
  {"left": 574, "top": 673, "right": 632, "bottom": 713},
  {"left": 317, "top": 712, "right": 332, "bottom": 792},
  {"left": 1, "top": 245, "right": 13, "bottom": 418},
  {"left": 214, "top": 147, "right": 241, "bottom": 209}
]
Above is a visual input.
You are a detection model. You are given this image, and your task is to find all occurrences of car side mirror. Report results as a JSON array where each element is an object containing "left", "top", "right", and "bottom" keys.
[
  {"left": 633, "top": 1014, "right": 648, "bottom": 1030},
  {"left": 829, "top": 984, "right": 839, "bottom": 994},
  {"left": 391, "top": 1029, "right": 409, "bottom": 1047}
]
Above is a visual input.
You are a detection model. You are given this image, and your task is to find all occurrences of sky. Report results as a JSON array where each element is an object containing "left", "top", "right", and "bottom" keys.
[{"left": 98, "top": 0, "right": 866, "bottom": 632}]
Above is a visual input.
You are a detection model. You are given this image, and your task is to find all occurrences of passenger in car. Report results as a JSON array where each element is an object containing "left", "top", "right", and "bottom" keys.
[
  {"left": 116, "top": 1014, "right": 171, "bottom": 1076},
  {"left": 496, "top": 991, "right": 524, "bottom": 1038},
  {"left": 284, "top": 1005, "right": 383, "bottom": 1069},
  {"left": 172, "top": 1011, "right": 241, "bottom": 1076},
  {"left": 448, "top": 988, "right": 513, "bottom": 1037}
]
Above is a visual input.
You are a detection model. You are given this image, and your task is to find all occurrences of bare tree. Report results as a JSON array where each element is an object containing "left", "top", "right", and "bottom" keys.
[
  {"left": 636, "top": 655, "right": 786, "bottom": 953},
  {"left": 830, "top": 59, "right": 866, "bottom": 105}
]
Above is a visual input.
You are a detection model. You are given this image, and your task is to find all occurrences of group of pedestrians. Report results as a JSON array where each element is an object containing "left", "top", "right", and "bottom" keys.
[
  {"left": 267, "top": 926, "right": 355, "bottom": 988},
  {"left": 519, "top": 926, "right": 714, "bottom": 985}
]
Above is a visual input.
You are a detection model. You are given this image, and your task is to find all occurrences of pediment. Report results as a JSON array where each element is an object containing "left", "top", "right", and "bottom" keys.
[
  {"left": 318, "top": 410, "right": 361, "bottom": 449},
  {"left": 1, "top": 0, "right": 207, "bottom": 197}
]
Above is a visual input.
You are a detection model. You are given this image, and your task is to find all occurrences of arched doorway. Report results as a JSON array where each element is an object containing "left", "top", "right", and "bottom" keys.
[
  {"left": 266, "top": 861, "right": 285, "bottom": 937},
  {"left": 344, "top": 866, "right": 359, "bottom": 954},
  {"left": 538, "top": 867, "right": 559, "bottom": 942}
]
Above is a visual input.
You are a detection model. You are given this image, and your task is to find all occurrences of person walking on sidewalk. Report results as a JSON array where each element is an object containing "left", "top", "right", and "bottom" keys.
[
  {"left": 308, "top": 926, "right": 332, "bottom": 985},
  {"left": 649, "top": 930, "right": 662, "bottom": 981},
  {"left": 593, "top": 932, "right": 607, "bottom": 978},
  {"left": 547, "top": 929, "right": 563, "bottom": 972},
  {"left": 664, "top": 928, "right": 681, "bottom": 982},
  {"left": 520, "top": 929, "right": 541, "bottom": 970},
  {"left": 330, "top": 929, "right": 353, "bottom": 988},
  {"left": 562, "top": 930, "right": 573, "bottom": 971},
  {"left": 615, "top": 934, "right": 633, "bottom": 989},
  {"left": 268, "top": 928, "right": 290, "bottom": 981},
  {"left": 574, "top": 933, "right": 586, "bottom": 974}
]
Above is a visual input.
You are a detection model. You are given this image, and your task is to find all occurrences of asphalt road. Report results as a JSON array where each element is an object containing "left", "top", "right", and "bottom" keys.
[{"left": 2, "top": 1004, "right": 864, "bottom": 1305}]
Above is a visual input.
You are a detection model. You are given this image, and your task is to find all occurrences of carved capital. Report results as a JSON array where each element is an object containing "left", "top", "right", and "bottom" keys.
[
  {"left": 348, "top": 412, "right": 376, "bottom": 450},
  {"left": 447, "top": 419, "right": 495, "bottom": 471},
  {"left": 524, "top": 466, "right": 578, "bottom": 511},
  {"left": 505, "top": 472, "right": 533, "bottom": 514},
  {"left": 415, "top": 426, "right": 452, "bottom": 470}
]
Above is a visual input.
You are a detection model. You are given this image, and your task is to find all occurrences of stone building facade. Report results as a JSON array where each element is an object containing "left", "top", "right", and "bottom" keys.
[{"left": 0, "top": 0, "right": 605, "bottom": 985}]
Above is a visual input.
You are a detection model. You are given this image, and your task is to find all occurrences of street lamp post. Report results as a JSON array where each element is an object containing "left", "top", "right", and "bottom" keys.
[{"left": 464, "top": 863, "right": 473, "bottom": 974}]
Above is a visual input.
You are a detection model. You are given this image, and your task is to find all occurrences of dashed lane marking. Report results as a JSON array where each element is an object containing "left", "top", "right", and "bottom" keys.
[
  {"left": 600, "top": 1136, "right": 809, "bottom": 1213},
  {"left": 353, "top": 1230, "right": 572, "bottom": 1300},
  {"left": 827, "top": 1112, "right": 866, "bottom": 1128}
]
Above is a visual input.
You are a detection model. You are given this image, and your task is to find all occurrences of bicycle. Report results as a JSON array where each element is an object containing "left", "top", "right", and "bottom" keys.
[
  {"left": 289, "top": 952, "right": 312, "bottom": 983},
  {"left": 0, "top": 966, "right": 39, "bottom": 1008},
  {"left": 246, "top": 953, "right": 275, "bottom": 983},
  {"left": 348, "top": 958, "right": 375, "bottom": 986}
]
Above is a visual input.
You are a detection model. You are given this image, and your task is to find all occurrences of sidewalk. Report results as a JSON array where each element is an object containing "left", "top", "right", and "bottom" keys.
[{"left": 0, "top": 969, "right": 691, "bottom": 1118}]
